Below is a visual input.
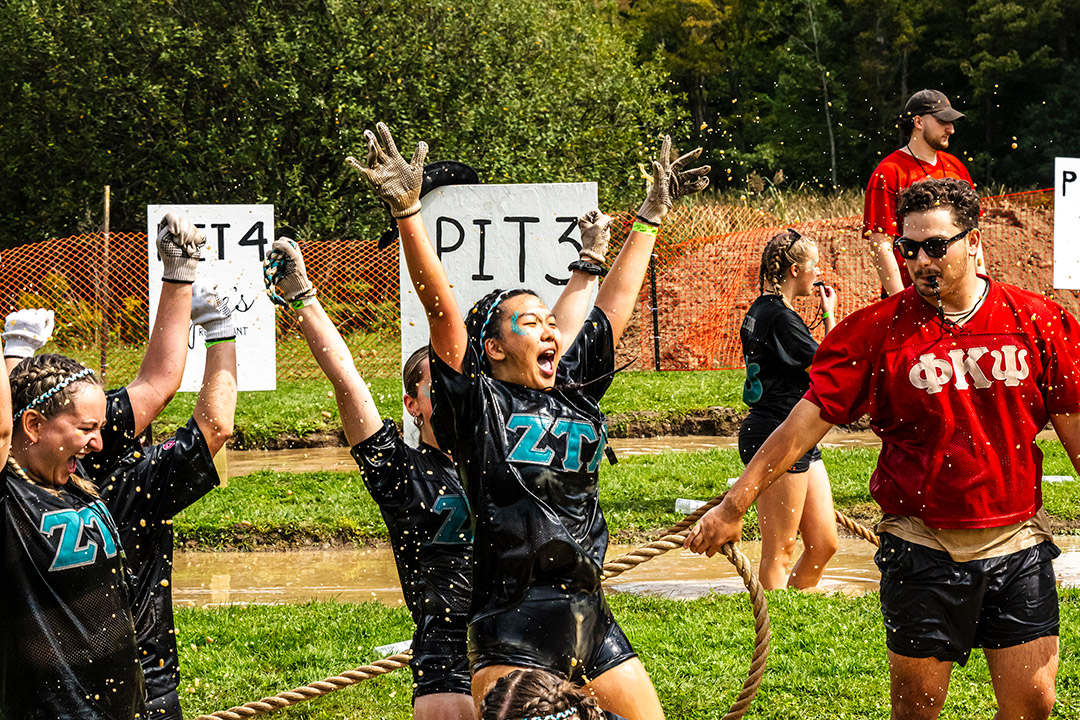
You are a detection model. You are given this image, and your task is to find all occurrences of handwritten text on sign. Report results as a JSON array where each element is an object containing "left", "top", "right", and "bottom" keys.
[{"left": 147, "top": 204, "right": 277, "bottom": 392}]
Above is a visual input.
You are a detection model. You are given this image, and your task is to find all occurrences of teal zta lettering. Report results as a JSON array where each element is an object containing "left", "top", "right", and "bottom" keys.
[
  {"left": 507, "top": 414, "right": 555, "bottom": 464},
  {"left": 40, "top": 502, "right": 118, "bottom": 571},
  {"left": 432, "top": 495, "right": 474, "bottom": 544},
  {"left": 550, "top": 419, "right": 597, "bottom": 472}
]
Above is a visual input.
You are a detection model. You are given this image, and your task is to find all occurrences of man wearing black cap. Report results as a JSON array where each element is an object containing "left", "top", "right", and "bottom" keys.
[{"left": 864, "top": 89, "right": 975, "bottom": 296}]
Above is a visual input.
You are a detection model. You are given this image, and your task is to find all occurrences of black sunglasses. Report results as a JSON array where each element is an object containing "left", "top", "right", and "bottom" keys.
[{"left": 893, "top": 228, "right": 973, "bottom": 260}]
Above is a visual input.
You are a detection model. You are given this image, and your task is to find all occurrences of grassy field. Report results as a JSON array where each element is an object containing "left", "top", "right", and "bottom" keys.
[
  {"left": 175, "top": 441, "right": 1080, "bottom": 549},
  {"left": 152, "top": 369, "right": 749, "bottom": 447},
  {"left": 174, "top": 590, "right": 1080, "bottom": 719}
]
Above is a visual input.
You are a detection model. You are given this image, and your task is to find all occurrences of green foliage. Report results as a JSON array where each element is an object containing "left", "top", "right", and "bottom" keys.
[{"left": 0, "top": 0, "right": 675, "bottom": 246}]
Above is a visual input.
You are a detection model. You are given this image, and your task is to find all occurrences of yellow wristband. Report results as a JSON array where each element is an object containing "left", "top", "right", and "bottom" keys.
[{"left": 631, "top": 221, "right": 658, "bottom": 237}]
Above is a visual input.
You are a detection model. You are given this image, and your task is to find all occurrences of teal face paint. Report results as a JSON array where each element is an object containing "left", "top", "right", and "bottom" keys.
[{"left": 510, "top": 311, "right": 527, "bottom": 336}]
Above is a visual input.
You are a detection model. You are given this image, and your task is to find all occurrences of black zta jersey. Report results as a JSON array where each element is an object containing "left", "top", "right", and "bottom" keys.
[
  {"left": 431, "top": 307, "right": 616, "bottom": 619},
  {"left": 0, "top": 471, "right": 145, "bottom": 720}
]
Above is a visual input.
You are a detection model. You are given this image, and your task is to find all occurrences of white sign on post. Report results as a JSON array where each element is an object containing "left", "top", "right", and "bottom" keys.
[
  {"left": 1054, "top": 158, "right": 1080, "bottom": 289},
  {"left": 400, "top": 182, "right": 599, "bottom": 445},
  {"left": 147, "top": 204, "right": 277, "bottom": 392}
]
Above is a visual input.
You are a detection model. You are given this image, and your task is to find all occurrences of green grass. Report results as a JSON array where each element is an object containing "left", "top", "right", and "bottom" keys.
[
  {"left": 175, "top": 441, "right": 1080, "bottom": 548},
  {"left": 600, "top": 369, "right": 746, "bottom": 415},
  {"left": 174, "top": 590, "right": 1080, "bottom": 719}
]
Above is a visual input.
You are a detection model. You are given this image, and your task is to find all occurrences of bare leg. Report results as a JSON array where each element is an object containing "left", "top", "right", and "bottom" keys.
[
  {"left": 888, "top": 651, "right": 952, "bottom": 720},
  {"left": 755, "top": 469, "right": 807, "bottom": 590},
  {"left": 414, "top": 692, "right": 476, "bottom": 720},
  {"left": 788, "top": 460, "right": 838, "bottom": 590},
  {"left": 584, "top": 657, "right": 665, "bottom": 720},
  {"left": 985, "top": 636, "right": 1058, "bottom": 720}
]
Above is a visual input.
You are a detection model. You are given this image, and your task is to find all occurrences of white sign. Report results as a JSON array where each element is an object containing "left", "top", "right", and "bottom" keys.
[
  {"left": 400, "top": 182, "right": 599, "bottom": 443},
  {"left": 1054, "top": 158, "right": 1080, "bottom": 289},
  {"left": 147, "top": 204, "right": 277, "bottom": 392}
]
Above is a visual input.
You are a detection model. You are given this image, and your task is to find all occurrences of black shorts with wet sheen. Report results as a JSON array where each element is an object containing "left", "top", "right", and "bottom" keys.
[
  {"left": 411, "top": 611, "right": 471, "bottom": 698},
  {"left": 468, "top": 586, "right": 637, "bottom": 683},
  {"left": 738, "top": 414, "right": 821, "bottom": 473},
  {"left": 875, "top": 532, "right": 1060, "bottom": 665}
]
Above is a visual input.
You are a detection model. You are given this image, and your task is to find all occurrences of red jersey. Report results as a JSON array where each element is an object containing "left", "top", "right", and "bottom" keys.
[
  {"left": 805, "top": 279, "right": 1080, "bottom": 529},
  {"left": 863, "top": 148, "right": 974, "bottom": 287}
]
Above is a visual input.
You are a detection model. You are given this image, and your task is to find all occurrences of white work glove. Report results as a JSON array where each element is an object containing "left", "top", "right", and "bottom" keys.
[
  {"left": 191, "top": 281, "right": 234, "bottom": 342},
  {"left": 346, "top": 122, "right": 428, "bottom": 218},
  {"left": 636, "top": 135, "right": 711, "bottom": 226},
  {"left": 3, "top": 308, "right": 55, "bottom": 359},
  {"left": 577, "top": 210, "right": 612, "bottom": 264},
  {"left": 157, "top": 212, "right": 207, "bottom": 283},
  {"left": 263, "top": 238, "right": 315, "bottom": 307}
]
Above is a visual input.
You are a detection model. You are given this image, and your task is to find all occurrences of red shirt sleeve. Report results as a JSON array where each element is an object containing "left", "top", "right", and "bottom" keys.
[
  {"left": 1040, "top": 304, "right": 1080, "bottom": 415},
  {"left": 803, "top": 304, "right": 888, "bottom": 424},
  {"left": 862, "top": 161, "right": 899, "bottom": 238}
]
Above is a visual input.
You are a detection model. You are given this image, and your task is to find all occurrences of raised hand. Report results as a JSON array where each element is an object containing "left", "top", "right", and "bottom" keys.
[
  {"left": 345, "top": 122, "right": 428, "bottom": 218},
  {"left": 156, "top": 212, "right": 206, "bottom": 283},
  {"left": 577, "top": 209, "right": 612, "bottom": 264},
  {"left": 3, "top": 308, "right": 55, "bottom": 359},
  {"left": 191, "top": 280, "right": 234, "bottom": 342},
  {"left": 263, "top": 237, "right": 315, "bottom": 307},
  {"left": 637, "top": 135, "right": 710, "bottom": 226}
]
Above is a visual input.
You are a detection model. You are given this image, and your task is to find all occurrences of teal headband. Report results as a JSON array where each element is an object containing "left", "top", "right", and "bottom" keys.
[{"left": 13, "top": 368, "right": 94, "bottom": 423}]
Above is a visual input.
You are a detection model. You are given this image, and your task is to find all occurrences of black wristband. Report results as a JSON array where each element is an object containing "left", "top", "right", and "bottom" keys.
[
  {"left": 568, "top": 260, "right": 606, "bottom": 276},
  {"left": 634, "top": 214, "right": 661, "bottom": 227},
  {"left": 162, "top": 278, "right": 195, "bottom": 285}
]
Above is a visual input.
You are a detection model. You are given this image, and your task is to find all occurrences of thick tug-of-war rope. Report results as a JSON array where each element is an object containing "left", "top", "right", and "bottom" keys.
[
  {"left": 187, "top": 492, "right": 775, "bottom": 720},
  {"left": 190, "top": 653, "right": 412, "bottom": 720},
  {"left": 834, "top": 509, "right": 881, "bottom": 546},
  {"left": 602, "top": 528, "right": 769, "bottom": 720}
]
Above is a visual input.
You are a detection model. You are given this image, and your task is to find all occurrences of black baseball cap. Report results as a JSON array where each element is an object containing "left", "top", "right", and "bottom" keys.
[
  {"left": 902, "top": 90, "right": 965, "bottom": 122},
  {"left": 377, "top": 160, "right": 481, "bottom": 249}
]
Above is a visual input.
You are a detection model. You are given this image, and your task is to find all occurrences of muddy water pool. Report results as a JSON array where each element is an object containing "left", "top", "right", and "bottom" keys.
[{"left": 173, "top": 535, "right": 1080, "bottom": 608}]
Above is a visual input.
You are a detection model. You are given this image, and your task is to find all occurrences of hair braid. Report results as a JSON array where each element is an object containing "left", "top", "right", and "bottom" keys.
[
  {"left": 7, "top": 354, "right": 103, "bottom": 497},
  {"left": 758, "top": 229, "right": 816, "bottom": 306},
  {"left": 481, "top": 669, "right": 606, "bottom": 720}
]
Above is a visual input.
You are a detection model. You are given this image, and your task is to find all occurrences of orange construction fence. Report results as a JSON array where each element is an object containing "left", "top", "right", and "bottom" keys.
[{"left": 0, "top": 189, "right": 1070, "bottom": 385}]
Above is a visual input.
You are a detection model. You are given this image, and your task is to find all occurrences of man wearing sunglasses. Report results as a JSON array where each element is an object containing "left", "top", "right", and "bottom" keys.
[
  {"left": 864, "top": 90, "right": 975, "bottom": 296},
  {"left": 688, "top": 178, "right": 1080, "bottom": 720}
]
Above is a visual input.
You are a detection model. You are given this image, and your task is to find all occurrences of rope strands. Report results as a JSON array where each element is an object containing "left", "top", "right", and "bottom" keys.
[
  {"left": 602, "top": 531, "right": 770, "bottom": 720},
  {"left": 834, "top": 509, "right": 881, "bottom": 547},
  {"left": 189, "top": 653, "right": 411, "bottom": 720}
]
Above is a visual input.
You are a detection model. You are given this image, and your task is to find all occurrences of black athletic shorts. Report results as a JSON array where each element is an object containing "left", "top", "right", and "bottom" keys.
[
  {"left": 469, "top": 586, "right": 637, "bottom": 683},
  {"left": 875, "top": 532, "right": 1060, "bottom": 665},
  {"left": 146, "top": 689, "right": 182, "bottom": 720},
  {"left": 738, "top": 415, "right": 821, "bottom": 473},
  {"left": 411, "top": 611, "right": 471, "bottom": 699}
]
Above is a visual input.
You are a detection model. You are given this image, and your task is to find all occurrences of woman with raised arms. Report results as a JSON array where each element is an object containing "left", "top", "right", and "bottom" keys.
[{"left": 349, "top": 124, "right": 708, "bottom": 720}]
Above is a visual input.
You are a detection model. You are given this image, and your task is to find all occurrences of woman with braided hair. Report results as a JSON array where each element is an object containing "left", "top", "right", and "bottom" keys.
[
  {"left": 738, "top": 229, "right": 838, "bottom": 590},
  {"left": 349, "top": 122, "right": 709, "bottom": 720},
  {"left": 480, "top": 668, "right": 620, "bottom": 720},
  {"left": 0, "top": 343, "right": 234, "bottom": 718}
]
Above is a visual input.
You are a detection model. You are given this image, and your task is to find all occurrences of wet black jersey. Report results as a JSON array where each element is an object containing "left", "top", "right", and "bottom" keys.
[
  {"left": 430, "top": 306, "right": 615, "bottom": 621},
  {"left": 351, "top": 419, "right": 471, "bottom": 625},
  {"left": 740, "top": 294, "right": 819, "bottom": 424},
  {"left": 0, "top": 467, "right": 145, "bottom": 720},
  {"left": 99, "top": 418, "right": 219, "bottom": 705},
  {"left": 84, "top": 388, "right": 138, "bottom": 483}
]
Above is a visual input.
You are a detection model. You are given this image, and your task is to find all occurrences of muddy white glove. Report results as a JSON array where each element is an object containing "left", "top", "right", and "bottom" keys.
[
  {"left": 191, "top": 281, "right": 234, "bottom": 342},
  {"left": 3, "top": 308, "right": 55, "bottom": 358},
  {"left": 156, "top": 212, "right": 207, "bottom": 283},
  {"left": 263, "top": 238, "right": 315, "bottom": 307},
  {"left": 345, "top": 122, "right": 428, "bottom": 218},
  {"left": 577, "top": 210, "right": 612, "bottom": 264},
  {"left": 636, "top": 135, "right": 711, "bottom": 226}
]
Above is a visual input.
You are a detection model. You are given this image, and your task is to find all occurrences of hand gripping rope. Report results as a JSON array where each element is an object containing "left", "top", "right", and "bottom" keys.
[{"left": 190, "top": 493, "right": 777, "bottom": 720}]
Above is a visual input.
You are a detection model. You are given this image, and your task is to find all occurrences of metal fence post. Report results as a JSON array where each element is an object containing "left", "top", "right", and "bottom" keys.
[{"left": 100, "top": 186, "right": 110, "bottom": 383}]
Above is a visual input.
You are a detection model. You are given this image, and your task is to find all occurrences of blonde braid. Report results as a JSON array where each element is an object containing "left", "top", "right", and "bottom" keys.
[{"left": 758, "top": 230, "right": 816, "bottom": 308}]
